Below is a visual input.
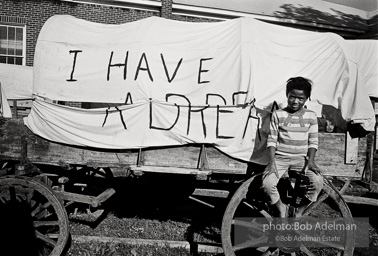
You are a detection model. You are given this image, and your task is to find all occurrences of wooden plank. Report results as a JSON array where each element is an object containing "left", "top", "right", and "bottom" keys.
[
  {"left": 142, "top": 146, "right": 200, "bottom": 168},
  {"left": 342, "top": 195, "right": 378, "bottom": 206},
  {"left": 317, "top": 133, "right": 367, "bottom": 178},
  {"left": 345, "top": 133, "right": 358, "bottom": 165},
  {"left": 189, "top": 196, "right": 215, "bottom": 208},
  {"left": 12, "top": 100, "right": 18, "bottom": 118},
  {"left": 54, "top": 188, "right": 115, "bottom": 208},
  {"left": 95, "top": 188, "right": 116, "bottom": 206},
  {"left": 192, "top": 188, "right": 230, "bottom": 198},
  {"left": 54, "top": 190, "right": 97, "bottom": 206},
  {"left": 0, "top": 119, "right": 139, "bottom": 168},
  {"left": 129, "top": 165, "right": 210, "bottom": 176},
  {"left": 375, "top": 125, "right": 378, "bottom": 152},
  {"left": 129, "top": 165, "right": 246, "bottom": 175},
  {"left": 206, "top": 147, "right": 248, "bottom": 172},
  {"left": 199, "top": 144, "right": 209, "bottom": 171},
  {"left": 207, "top": 168, "right": 246, "bottom": 175}
]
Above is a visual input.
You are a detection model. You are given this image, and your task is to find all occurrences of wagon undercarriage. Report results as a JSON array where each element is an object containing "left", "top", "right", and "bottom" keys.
[{"left": 1, "top": 117, "right": 374, "bottom": 256}]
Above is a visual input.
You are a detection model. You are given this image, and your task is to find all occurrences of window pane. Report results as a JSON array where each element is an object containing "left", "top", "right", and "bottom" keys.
[
  {"left": 15, "top": 41, "right": 22, "bottom": 55},
  {"left": 8, "top": 56, "right": 14, "bottom": 64},
  {"left": 0, "top": 25, "right": 25, "bottom": 65},
  {"left": 15, "top": 57, "right": 22, "bottom": 65},
  {"left": 8, "top": 27, "right": 15, "bottom": 40},
  {"left": 8, "top": 39, "right": 15, "bottom": 55},
  {"left": 16, "top": 27, "right": 23, "bottom": 41},
  {"left": 0, "top": 39, "right": 7, "bottom": 54},
  {"left": 0, "top": 26, "right": 7, "bottom": 40}
]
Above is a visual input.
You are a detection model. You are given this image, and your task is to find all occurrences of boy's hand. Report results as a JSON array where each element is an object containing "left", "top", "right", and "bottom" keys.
[
  {"left": 308, "top": 161, "right": 322, "bottom": 175},
  {"left": 262, "top": 162, "right": 278, "bottom": 180}
]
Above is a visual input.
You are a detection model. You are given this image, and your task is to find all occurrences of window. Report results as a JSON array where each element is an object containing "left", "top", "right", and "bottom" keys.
[{"left": 0, "top": 24, "right": 25, "bottom": 65}]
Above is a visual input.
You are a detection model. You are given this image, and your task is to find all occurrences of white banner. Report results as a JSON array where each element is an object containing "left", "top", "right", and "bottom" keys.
[
  {"left": 0, "top": 63, "right": 33, "bottom": 100},
  {"left": 25, "top": 99, "right": 266, "bottom": 163},
  {"left": 25, "top": 15, "right": 376, "bottom": 162},
  {"left": 346, "top": 40, "right": 378, "bottom": 98},
  {"left": 0, "top": 84, "right": 12, "bottom": 118}
]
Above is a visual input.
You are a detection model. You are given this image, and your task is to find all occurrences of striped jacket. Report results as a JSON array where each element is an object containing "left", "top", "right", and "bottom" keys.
[{"left": 267, "top": 107, "right": 318, "bottom": 156}]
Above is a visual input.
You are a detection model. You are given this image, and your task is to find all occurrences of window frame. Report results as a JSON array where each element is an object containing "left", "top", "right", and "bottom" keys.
[{"left": 0, "top": 23, "right": 26, "bottom": 66}]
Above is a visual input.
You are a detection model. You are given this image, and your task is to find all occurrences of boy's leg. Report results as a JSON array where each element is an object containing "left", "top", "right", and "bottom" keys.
[
  {"left": 261, "top": 174, "right": 287, "bottom": 218},
  {"left": 305, "top": 169, "right": 324, "bottom": 201},
  {"left": 261, "top": 156, "right": 290, "bottom": 217},
  {"left": 295, "top": 169, "right": 324, "bottom": 217}
]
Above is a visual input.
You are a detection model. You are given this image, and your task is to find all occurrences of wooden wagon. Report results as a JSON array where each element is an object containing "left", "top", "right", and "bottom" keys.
[
  {"left": 1, "top": 14, "right": 377, "bottom": 256},
  {"left": 1, "top": 112, "right": 374, "bottom": 256}
]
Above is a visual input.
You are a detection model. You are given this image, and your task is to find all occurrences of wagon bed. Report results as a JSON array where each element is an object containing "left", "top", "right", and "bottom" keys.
[{"left": 0, "top": 118, "right": 369, "bottom": 179}]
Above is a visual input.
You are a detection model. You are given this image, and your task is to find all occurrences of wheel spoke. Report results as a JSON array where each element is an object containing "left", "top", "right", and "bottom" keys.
[
  {"left": 299, "top": 246, "right": 315, "bottom": 256},
  {"left": 35, "top": 230, "right": 57, "bottom": 247},
  {"left": 302, "top": 190, "right": 329, "bottom": 216},
  {"left": 337, "top": 180, "right": 350, "bottom": 195},
  {"left": 33, "top": 220, "right": 59, "bottom": 227},
  {"left": 243, "top": 201, "right": 273, "bottom": 222},
  {"left": 31, "top": 201, "right": 51, "bottom": 218},
  {"left": 232, "top": 235, "right": 268, "bottom": 251},
  {"left": 29, "top": 199, "right": 37, "bottom": 209},
  {"left": 261, "top": 247, "right": 280, "bottom": 256},
  {"left": 232, "top": 219, "right": 265, "bottom": 232},
  {"left": 24, "top": 188, "right": 35, "bottom": 205},
  {"left": 261, "top": 248, "right": 271, "bottom": 256},
  {"left": 302, "top": 239, "right": 345, "bottom": 251}
]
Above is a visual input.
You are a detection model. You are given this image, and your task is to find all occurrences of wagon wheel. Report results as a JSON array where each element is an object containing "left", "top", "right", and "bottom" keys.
[
  {"left": 0, "top": 175, "right": 69, "bottom": 256},
  {"left": 325, "top": 177, "right": 351, "bottom": 195},
  {"left": 221, "top": 174, "right": 354, "bottom": 256}
]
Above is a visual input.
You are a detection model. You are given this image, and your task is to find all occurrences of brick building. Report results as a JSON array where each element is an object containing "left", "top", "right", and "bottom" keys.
[{"left": 1, "top": 0, "right": 377, "bottom": 68}]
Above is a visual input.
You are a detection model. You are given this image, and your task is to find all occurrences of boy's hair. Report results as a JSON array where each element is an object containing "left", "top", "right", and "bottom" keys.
[{"left": 286, "top": 77, "right": 313, "bottom": 98}]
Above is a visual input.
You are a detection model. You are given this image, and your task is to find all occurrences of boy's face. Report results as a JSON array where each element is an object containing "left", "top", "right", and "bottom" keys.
[{"left": 287, "top": 89, "right": 308, "bottom": 112}]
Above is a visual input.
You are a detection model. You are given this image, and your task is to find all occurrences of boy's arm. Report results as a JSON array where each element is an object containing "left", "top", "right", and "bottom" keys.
[
  {"left": 262, "top": 146, "right": 278, "bottom": 179},
  {"left": 307, "top": 147, "right": 321, "bottom": 174},
  {"left": 307, "top": 147, "right": 316, "bottom": 163},
  {"left": 307, "top": 113, "right": 321, "bottom": 174},
  {"left": 263, "top": 111, "right": 279, "bottom": 179}
]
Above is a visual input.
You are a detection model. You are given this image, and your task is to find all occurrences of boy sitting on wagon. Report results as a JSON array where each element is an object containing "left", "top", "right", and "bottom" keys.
[{"left": 261, "top": 77, "right": 324, "bottom": 218}]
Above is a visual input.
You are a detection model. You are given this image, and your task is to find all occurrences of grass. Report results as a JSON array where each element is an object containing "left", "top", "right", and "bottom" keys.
[
  {"left": 63, "top": 173, "right": 225, "bottom": 255},
  {"left": 66, "top": 208, "right": 223, "bottom": 255},
  {"left": 67, "top": 241, "right": 212, "bottom": 256},
  {"left": 70, "top": 214, "right": 192, "bottom": 240}
]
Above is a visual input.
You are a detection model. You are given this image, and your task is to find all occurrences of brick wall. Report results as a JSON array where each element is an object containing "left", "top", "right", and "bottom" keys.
[
  {"left": 161, "top": 0, "right": 171, "bottom": 19},
  {"left": 0, "top": 0, "right": 162, "bottom": 66},
  {"left": 1, "top": 0, "right": 376, "bottom": 67},
  {"left": 0, "top": 0, "right": 218, "bottom": 107},
  {"left": 0, "top": 0, "right": 219, "bottom": 67}
]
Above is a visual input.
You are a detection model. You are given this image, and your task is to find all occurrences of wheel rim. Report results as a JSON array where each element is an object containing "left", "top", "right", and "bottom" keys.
[
  {"left": 221, "top": 174, "right": 355, "bottom": 256},
  {"left": 0, "top": 175, "right": 69, "bottom": 256}
]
